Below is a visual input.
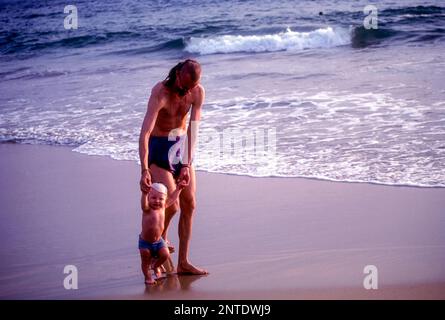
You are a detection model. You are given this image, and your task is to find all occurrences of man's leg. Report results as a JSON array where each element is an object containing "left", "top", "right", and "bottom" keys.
[
  {"left": 149, "top": 164, "right": 179, "bottom": 248},
  {"left": 177, "top": 166, "right": 208, "bottom": 275}
]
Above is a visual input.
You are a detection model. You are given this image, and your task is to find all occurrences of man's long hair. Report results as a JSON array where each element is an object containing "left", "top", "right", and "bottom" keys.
[{"left": 163, "top": 59, "right": 201, "bottom": 88}]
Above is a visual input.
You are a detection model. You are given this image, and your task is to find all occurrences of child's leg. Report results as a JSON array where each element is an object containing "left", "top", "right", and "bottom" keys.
[
  {"left": 139, "top": 249, "right": 155, "bottom": 285},
  {"left": 152, "top": 247, "right": 170, "bottom": 278}
]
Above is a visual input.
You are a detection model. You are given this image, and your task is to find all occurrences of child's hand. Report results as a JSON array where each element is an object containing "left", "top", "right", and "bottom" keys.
[{"left": 177, "top": 180, "right": 188, "bottom": 190}]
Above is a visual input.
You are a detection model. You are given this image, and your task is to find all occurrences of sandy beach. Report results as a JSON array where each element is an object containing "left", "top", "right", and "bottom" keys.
[{"left": 0, "top": 143, "right": 444, "bottom": 300}]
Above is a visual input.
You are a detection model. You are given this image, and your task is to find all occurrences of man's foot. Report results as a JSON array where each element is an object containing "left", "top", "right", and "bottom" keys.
[
  {"left": 144, "top": 278, "right": 156, "bottom": 285},
  {"left": 177, "top": 262, "right": 209, "bottom": 275}
]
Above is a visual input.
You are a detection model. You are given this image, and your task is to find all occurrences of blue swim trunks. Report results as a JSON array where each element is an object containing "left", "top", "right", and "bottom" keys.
[
  {"left": 138, "top": 235, "right": 167, "bottom": 258},
  {"left": 148, "top": 135, "right": 187, "bottom": 178}
]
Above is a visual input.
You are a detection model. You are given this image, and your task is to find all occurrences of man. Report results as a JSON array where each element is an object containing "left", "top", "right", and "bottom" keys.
[{"left": 139, "top": 59, "right": 208, "bottom": 275}]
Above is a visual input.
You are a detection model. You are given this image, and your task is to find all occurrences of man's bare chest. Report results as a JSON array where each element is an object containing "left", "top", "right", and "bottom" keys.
[{"left": 161, "top": 96, "right": 192, "bottom": 118}]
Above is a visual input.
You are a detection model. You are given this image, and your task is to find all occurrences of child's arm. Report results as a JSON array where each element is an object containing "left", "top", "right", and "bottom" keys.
[
  {"left": 141, "top": 191, "right": 149, "bottom": 211},
  {"left": 165, "top": 181, "right": 187, "bottom": 208}
]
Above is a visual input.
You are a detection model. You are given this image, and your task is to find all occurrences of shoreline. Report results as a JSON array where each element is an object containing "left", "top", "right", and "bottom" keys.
[
  {"left": 1, "top": 143, "right": 445, "bottom": 299},
  {"left": 68, "top": 144, "right": 445, "bottom": 190}
]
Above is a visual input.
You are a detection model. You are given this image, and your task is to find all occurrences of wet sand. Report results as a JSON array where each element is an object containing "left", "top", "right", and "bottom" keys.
[{"left": 0, "top": 143, "right": 445, "bottom": 299}]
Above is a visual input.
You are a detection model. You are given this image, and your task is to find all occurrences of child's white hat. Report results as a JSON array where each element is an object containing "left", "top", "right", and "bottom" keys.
[{"left": 150, "top": 182, "right": 168, "bottom": 195}]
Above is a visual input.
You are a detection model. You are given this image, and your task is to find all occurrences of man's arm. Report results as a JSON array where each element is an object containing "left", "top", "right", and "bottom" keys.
[
  {"left": 184, "top": 85, "right": 205, "bottom": 166},
  {"left": 139, "top": 84, "right": 164, "bottom": 173},
  {"left": 141, "top": 192, "right": 149, "bottom": 211}
]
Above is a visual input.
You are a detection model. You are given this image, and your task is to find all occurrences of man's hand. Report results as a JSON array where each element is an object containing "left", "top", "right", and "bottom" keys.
[
  {"left": 178, "top": 166, "right": 190, "bottom": 186},
  {"left": 140, "top": 169, "right": 152, "bottom": 193}
]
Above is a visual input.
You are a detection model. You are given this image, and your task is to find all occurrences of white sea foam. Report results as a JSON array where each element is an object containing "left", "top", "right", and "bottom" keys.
[
  {"left": 192, "top": 91, "right": 445, "bottom": 187},
  {"left": 185, "top": 27, "right": 351, "bottom": 55}
]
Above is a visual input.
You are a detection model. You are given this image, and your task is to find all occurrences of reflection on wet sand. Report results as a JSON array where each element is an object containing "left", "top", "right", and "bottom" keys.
[
  {"left": 144, "top": 273, "right": 207, "bottom": 295},
  {"left": 144, "top": 256, "right": 208, "bottom": 295}
]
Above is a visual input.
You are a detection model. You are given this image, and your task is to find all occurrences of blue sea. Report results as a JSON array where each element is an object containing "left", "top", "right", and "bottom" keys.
[{"left": 1, "top": 0, "right": 444, "bottom": 187}]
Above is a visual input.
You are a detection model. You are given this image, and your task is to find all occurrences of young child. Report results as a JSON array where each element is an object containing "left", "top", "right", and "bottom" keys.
[{"left": 139, "top": 181, "right": 185, "bottom": 285}]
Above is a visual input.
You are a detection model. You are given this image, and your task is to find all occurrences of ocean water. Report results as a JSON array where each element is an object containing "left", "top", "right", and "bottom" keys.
[{"left": 1, "top": 0, "right": 444, "bottom": 187}]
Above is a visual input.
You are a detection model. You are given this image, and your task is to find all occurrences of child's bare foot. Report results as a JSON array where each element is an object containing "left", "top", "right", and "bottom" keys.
[
  {"left": 144, "top": 278, "right": 156, "bottom": 285},
  {"left": 155, "top": 267, "right": 168, "bottom": 279},
  {"left": 155, "top": 267, "right": 162, "bottom": 278}
]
